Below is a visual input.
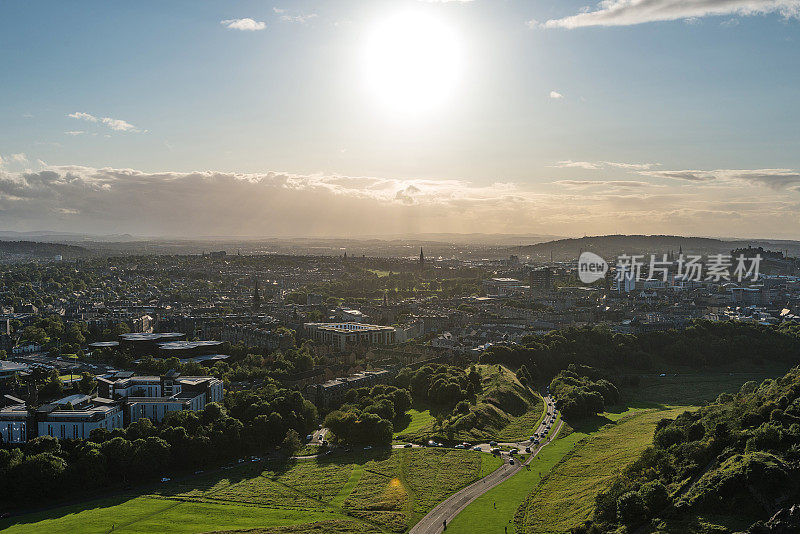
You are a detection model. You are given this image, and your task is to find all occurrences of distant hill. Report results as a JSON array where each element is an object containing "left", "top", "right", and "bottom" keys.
[
  {"left": 509, "top": 234, "right": 800, "bottom": 262},
  {"left": 0, "top": 240, "right": 91, "bottom": 260}
]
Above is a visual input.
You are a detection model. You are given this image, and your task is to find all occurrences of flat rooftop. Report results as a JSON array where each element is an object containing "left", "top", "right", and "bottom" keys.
[
  {"left": 0, "top": 361, "right": 29, "bottom": 373},
  {"left": 305, "top": 322, "right": 395, "bottom": 333},
  {"left": 158, "top": 340, "right": 224, "bottom": 351}
]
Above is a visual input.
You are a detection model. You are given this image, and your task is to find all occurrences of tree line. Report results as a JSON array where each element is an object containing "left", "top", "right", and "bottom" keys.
[{"left": 0, "top": 382, "right": 317, "bottom": 511}]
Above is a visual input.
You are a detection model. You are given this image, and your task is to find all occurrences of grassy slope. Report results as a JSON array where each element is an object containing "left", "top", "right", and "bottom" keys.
[
  {"left": 0, "top": 497, "right": 347, "bottom": 534},
  {"left": 342, "top": 448, "right": 486, "bottom": 531},
  {"left": 479, "top": 454, "right": 505, "bottom": 478},
  {"left": 518, "top": 407, "right": 689, "bottom": 534},
  {"left": 446, "top": 371, "right": 789, "bottom": 534},
  {"left": 445, "top": 408, "right": 626, "bottom": 534},
  {"left": 0, "top": 448, "right": 488, "bottom": 534},
  {"left": 621, "top": 370, "right": 787, "bottom": 407},
  {"left": 393, "top": 408, "right": 435, "bottom": 439},
  {"left": 212, "top": 521, "right": 383, "bottom": 533},
  {"left": 395, "top": 365, "right": 545, "bottom": 443}
]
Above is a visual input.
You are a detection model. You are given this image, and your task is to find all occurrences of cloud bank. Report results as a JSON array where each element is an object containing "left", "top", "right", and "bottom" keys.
[
  {"left": 543, "top": 0, "right": 800, "bottom": 28},
  {"left": 1, "top": 164, "right": 800, "bottom": 238}
]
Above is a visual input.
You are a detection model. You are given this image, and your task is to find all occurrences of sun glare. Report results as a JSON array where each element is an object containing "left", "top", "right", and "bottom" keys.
[{"left": 362, "top": 11, "right": 463, "bottom": 117}]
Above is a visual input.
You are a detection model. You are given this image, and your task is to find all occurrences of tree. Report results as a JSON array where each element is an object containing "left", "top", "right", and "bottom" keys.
[
  {"left": 40, "top": 369, "right": 63, "bottom": 398},
  {"left": 281, "top": 429, "right": 302, "bottom": 456},
  {"left": 640, "top": 481, "right": 669, "bottom": 513},
  {"left": 617, "top": 491, "right": 646, "bottom": 526},
  {"left": 20, "top": 326, "right": 47, "bottom": 345},
  {"left": 79, "top": 372, "right": 96, "bottom": 394}
]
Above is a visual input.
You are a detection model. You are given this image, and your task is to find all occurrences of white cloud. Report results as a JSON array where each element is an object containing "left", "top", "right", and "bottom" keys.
[
  {"left": 69, "top": 112, "right": 140, "bottom": 133},
  {"left": 101, "top": 117, "right": 137, "bottom": 132},
  {"left": 544, "top": 0, "right": 800, "bottom": 29},
  {"left": 273, "top": 7, "right": 317, "bottom": 23},
  {"left": 280, "top": 13, "right": 317, "bottom": 23},
  {"left": 65, "top": 130, "right": 85, "bottom": 136},
  {"left": 11, "top": 153, "right": 27, "bottom": 163},
  {"left": 555, "top": 180, "right": 655, "bottom": 188},
  {"left": 221, "top": 18, "right": 266, "bottom": 31},
  {"left": 550, "top": 160, "right": 660, "bottom": 170},
  {"left": 641, "top": 168, "right": 800, "bottom": 188},
  {"left": 549, "top": 91, "right": 564, "bottom": 99},
  {"left": 68, "top": 111, "right": 98, "bottom": 122}
]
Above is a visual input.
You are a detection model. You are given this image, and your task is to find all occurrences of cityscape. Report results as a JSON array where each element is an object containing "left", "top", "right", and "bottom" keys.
[{"left": 2, "top": 1, "right": 800, "bottom": 534}]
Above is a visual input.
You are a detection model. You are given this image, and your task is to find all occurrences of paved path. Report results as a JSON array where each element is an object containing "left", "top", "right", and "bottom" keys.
[{"left": 409, "top": 395, "right": 562, "bottom": 534}]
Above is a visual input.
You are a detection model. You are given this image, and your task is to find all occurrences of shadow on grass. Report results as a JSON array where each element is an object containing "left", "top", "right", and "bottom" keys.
[
  {"left": 0, "top": 451, "right": 391, "bottom": 531},
  {"left": 566, "top": 413, "right": 617, "bottom": 434},
  {"left": 604, "top": 400, "right": 669, "bottom": 414}
]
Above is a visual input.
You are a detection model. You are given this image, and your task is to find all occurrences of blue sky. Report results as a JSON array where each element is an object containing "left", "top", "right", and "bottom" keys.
[{"left": 1, "top": 1, "right": 799, "bottom": 238}]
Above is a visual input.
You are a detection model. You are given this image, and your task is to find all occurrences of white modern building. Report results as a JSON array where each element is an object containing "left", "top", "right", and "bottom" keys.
[
  {"left": 100, "top": 371, "right": 223, "bottom": 423},
  {"left": 36, "top": 394, "right": 124, "bottom": 440},
  {"left": 0, "top": 402, "right": 29, "bottom": 444}
]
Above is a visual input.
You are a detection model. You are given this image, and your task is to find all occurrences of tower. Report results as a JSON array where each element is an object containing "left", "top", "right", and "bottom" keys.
[{"left": 419, "top": 247, "right": 424, "bottom": 268}]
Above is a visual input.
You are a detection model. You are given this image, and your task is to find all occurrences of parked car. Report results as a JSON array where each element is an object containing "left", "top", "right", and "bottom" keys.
[
  {"left": 160, "top": 477, "right": 171, "bottom": 483},
  {"left": 525, "top": 447, "right": 531, "bottom": 453},
  {"left": 404, "top": 443, "right": 413, "bottom": 448},
  {"left": 509, "top": 459, "right": 515, "bottom": 465},
  {"left": 472, "top": 445, "right": 482, "bottom": 451}
]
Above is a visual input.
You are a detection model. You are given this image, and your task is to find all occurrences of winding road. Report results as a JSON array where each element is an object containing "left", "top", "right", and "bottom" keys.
[{"left": 409, "top": 395, "right": 562, "bottom": 534}]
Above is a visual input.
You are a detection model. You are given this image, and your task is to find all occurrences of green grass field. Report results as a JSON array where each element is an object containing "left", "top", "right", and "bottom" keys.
[
  {"left": 479, "top": 454, "right": 505, "bottom": 478},
  {"left": 0, "top": 496, "right": 348, "bottom": 534},
  {"left": 214, "top": 520, "right": 383, "bottom": 533},
  {"left": 446, "top": 424, "right": 579, "bottom": 534},
  {"left": 516, "top": 407, "right": 690, "bottom": 533},
  {"left": 446, "top": 407, "right": 679, "bottom": 534},
  {"left": 0, "top": 448, "right": 490, "bottom": 534},
  {"left": 393, "top": 408, "right": 435, "bottom": 438},
  {"left": 621, "top": 369, "right": 788, "bottom": 407}
]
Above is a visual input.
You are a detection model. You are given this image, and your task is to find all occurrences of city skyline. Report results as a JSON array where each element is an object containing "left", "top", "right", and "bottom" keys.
[{"left": 2, "top": 1, "right": 799, "bottom": 238}]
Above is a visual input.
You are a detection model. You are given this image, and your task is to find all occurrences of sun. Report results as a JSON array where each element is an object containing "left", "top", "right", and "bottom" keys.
[{"left": 362, "top": 11, "right": 463, "bottom": 117}]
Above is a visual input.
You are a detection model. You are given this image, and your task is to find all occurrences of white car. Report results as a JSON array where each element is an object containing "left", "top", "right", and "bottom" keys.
[{"left": 160, "top": 477, "right": 171, "bottom": 483}]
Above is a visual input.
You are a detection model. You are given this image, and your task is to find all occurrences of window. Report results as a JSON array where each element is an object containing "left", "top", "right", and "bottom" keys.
[
  {"left": 48, "top": 425, "right": 53, "bottom": 437},
  {"left": 60, "top": 425, "right": 65, "bottom": 438},
  {"left": 73, "top": 425, "right": 78, "bottom": 439}
]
